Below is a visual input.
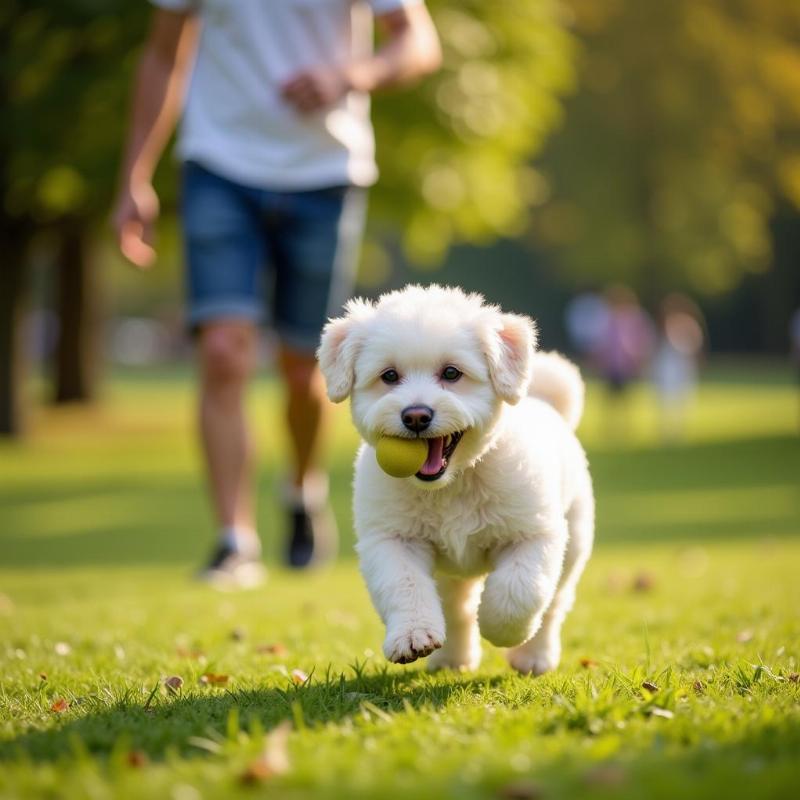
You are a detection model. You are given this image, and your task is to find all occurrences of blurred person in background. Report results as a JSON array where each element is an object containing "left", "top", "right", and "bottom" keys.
[
  {"left": 564, "top": 288, "right": 609, "bottom": 364},
  {"left": 111, "top": 0, "right": 441, "bottom": 585},
  {"left": 594, "top": 285, "right": 654, "bottom": 394},
  {"left": 650, "top": 293, "right": 705, "bottom": 442},
  {"left": 592, "top": 285, "right": 654, "bottom": 438}
]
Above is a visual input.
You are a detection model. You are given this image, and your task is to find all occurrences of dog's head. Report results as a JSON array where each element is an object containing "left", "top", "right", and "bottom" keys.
[{"left": 317, "top": 285, "right": 537, "bottom": 489}]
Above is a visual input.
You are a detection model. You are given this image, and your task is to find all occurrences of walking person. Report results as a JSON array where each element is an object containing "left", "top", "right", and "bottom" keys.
[
  {"left": 112, "top": 0, "right": 441, "bottom": 584},
  {"left": 592, "top": 285, "right": 654, "bottom": 440},
  {"left": 651, "top": 293, "right": 705, "bottom": 442}
]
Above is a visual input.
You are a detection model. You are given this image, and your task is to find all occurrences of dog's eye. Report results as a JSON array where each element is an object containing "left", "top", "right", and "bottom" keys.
[
  {"left": 441, "top": 365, "right": 462, "bottom": 382},
  {"left": 381, "top": 368, "right": 400, "bottom": 385}
]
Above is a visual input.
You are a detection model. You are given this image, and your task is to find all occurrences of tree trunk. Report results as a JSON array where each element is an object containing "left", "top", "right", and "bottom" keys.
[
  {"left": 53, "top": 224, "right": 98, "bottom": 404},
  {"left": 0, "top": 242, "right": 27, "bottom": 436}
]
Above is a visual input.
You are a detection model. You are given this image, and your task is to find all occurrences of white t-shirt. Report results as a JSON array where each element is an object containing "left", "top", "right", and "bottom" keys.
[{"left": 151, "top": 0, "right": 417, "bottom": 189}]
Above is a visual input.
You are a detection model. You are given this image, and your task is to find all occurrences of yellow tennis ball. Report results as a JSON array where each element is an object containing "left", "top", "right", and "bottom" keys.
[{"left": 375, "top": 436, "right": 428, "bottom": 478}]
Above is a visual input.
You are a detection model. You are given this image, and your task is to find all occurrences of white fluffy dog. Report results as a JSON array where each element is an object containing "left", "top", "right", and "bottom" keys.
[{"left": 318, "top": 285, "right": 594, "bottom": 674}]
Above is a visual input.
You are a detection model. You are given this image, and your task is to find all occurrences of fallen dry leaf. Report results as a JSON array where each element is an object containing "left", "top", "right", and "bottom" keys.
[
  {"left": 127, "top": 750, "right": 149, "bottom": 768},
  {"left": 497, "top": 779, "right": 543, "bottom": 800},
  {"left": 176, "top": 647, "right": 206, "bottom": 660},
  {"left": 199, "top": 673, "right": 229, "bottom": 686},
  {"left": 642, "top": 681, "right": 659, "bottom": 693},
  {"left": 736, "top": 629, "right": 754, "bottom": 644},
  {"left": 163, "top": 675, "right": 184, "bottom": 694},
  {"left": 241, "top": 720, "right": 292, "bottom": 784},
  {"left": 579, "top": 658, "right": 598, "bottom": 669},
  {"left": 632, "top": 572, "right": 655, "bottom": 592},
  {"left": 290, "top": 669, "right": 309, "bottom": 685},
  {"left": 693, "top": 680, "right": 705, "bottom": 693},
  {"left": 256, "top": 643, "right": 287, "bottom": 656},
  {"left": 50, "top": 698, "right": 69, "bottom": 713},
  {"left": 788, "top": 673, "right": 799, "bottom": 683}
]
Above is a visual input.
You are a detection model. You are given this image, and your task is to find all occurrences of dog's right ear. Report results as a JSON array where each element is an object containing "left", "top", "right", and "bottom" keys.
[{"left": 317, "top": 299, "right": 374, "bottom": 402}]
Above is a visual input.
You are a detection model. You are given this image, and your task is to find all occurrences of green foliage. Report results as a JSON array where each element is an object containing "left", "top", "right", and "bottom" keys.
[
  {"left": 371, "top": 0, "right": 575, "bottom": 263},
  {"left": 534, "top": 0, "right": 800, "bottom": 296},
  {"left": 1, "top": 2, "right": 147, "bottom": 224}
]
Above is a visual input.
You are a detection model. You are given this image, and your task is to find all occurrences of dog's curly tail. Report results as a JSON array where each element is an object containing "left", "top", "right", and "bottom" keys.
[{"left": 528, "top": 351, "right": 585, "bottom": 431}]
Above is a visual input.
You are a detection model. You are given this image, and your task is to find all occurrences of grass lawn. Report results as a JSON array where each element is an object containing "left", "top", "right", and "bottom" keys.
[{"left": 1, "top": 364, "right": 799, "bottom": 799}]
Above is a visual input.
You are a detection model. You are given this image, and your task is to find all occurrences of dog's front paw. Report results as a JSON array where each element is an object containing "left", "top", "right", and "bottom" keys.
[{"left": 384, "top": 624, "right": 444, "bottom": 664}]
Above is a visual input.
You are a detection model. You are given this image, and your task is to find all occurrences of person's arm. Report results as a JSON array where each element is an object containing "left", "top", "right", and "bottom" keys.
[
  {"left": 281, "top": 3, "right": 441, "bottom": 114},
  {"left": 112, "top": 9, "right": 200, "bottom": 268}
]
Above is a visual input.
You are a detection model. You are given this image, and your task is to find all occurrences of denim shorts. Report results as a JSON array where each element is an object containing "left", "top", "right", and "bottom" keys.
[{"left": 181, "top": 160, "right": 367, "bottom": 352}]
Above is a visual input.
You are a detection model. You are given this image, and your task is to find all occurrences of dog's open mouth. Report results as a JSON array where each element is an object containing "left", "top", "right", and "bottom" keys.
[{"left": 416, "top": 431, "right": 464, "bottom": 482}]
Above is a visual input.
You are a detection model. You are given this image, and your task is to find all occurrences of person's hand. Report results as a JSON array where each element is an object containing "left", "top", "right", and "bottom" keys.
[
  {"left": 280, "top": 65, "right": 350, "bottom": 113},
  {"left": 112, "top": 181, "right": 160, "bottom": 269}
]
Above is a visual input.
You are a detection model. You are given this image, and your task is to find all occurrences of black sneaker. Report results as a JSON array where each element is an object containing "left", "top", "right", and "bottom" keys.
[
  {"left": 197, "top": 543, "right": 266, "bottom": 588},
  {"left": 286, "top": 504, "right": 338, "bottom": 569}
]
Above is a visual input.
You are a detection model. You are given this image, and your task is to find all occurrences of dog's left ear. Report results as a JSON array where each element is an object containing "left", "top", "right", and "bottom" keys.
[
  {"left": 481, "top": 312, "right": 538, "bottom": 405},
  {"left": 317, "top": 299, "right": 374, "bottom": 402}
]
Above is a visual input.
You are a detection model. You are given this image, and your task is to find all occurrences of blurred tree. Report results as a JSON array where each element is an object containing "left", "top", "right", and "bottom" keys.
[
  {"left": 0, "top": 257, "right": 28, "bottom": 436},
  {"left": 369, "top": 0, "right": 576, "bottom": 267},
  {"left": 532, "top": 0, "right": 800, "bottom": 301},
  {"left": 53, "top": 225, "right": 100, "bottom": 403},
  {"left": 0, "top": 1, "right": 147, "bottom": 432}
]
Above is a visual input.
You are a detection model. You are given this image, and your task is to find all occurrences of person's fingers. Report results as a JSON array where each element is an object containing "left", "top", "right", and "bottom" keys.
[
  {"left": 284, "top": 81, "right": 316, "bottom": 102},
  {"left": 282, "top": 73, "right": 331, "bottom": 112},
  {"left": 288, "top": 82, "right": 326, "bottom": 111},
  {"left": 286, "top": 91, "right": 319, "bottom": 112},
  {"left": 295, "top": 94, "right": 322, "bottom": 111},
  {"left": 281, "top": 74, "right": 309, "bottom": 93},
  {"left": 119, "top": 220, "right": 156, "bottom": 269},
  {"left": 141, "top": 216, "right": 156, "bottom": 249}
]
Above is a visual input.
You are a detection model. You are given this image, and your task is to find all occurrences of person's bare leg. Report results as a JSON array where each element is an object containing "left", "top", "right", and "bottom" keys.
[
  {"left": 198, "top": 320, "right": 259, "bottom": 552},
  {"left": 278, "top": 343, "right": 336, "bottom": 566},
  {"left": 278, "top": 344, "right": 328, "bottom": 488}
]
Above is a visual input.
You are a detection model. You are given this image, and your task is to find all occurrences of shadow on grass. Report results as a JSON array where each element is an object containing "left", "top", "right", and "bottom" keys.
[
  {"left": 0, "top": 670, "right": 503, "bottom": 764},
  {"left": 5, "top": 670, "right": 800, "bottom": 800}
]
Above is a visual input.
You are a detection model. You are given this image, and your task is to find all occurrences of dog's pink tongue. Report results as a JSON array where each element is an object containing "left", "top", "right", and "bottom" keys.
[{"left": 419, "top": 437, "right": 445, "bottom": 476}]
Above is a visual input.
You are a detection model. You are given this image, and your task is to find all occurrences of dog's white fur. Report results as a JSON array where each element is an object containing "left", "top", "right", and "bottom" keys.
[{"left": 318, "top": 285, "right": 594, "bottom": 674}]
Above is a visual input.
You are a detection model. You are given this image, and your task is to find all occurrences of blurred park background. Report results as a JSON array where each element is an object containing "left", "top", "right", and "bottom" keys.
[
  {"left": 2, "top": 0, "right": 800, "bottom": 438},
  {"left": 1, "top": 3, "right": 799, "bottom": 798}
]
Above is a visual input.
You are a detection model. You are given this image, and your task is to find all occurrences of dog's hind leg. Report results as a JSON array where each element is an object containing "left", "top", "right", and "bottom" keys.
[
  {"left": 428, "top": 576, "right": 484, "bottom": 672},
  {"left": 507, "top": 489, "right": 594, "bottom": 675}
]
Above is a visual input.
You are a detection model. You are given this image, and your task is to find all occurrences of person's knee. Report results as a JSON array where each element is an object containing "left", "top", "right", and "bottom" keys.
[
  {"left": 200, "top": 325, "right": 254, "bottom": 388},
  {"left": 280, "top": 351, "right": 322, "bottom": 398}
]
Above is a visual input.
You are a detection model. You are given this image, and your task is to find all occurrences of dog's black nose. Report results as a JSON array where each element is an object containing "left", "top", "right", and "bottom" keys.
[{"left": 402, "top": 405, "right": 434, "bottom": 433}]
